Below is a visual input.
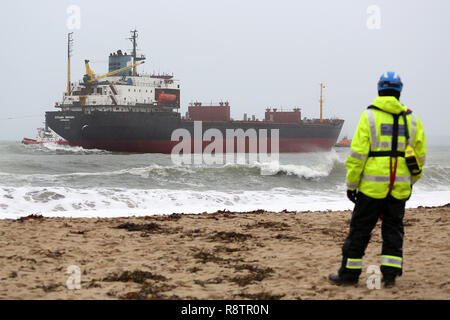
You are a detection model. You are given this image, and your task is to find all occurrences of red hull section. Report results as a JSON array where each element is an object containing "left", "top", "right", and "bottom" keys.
[{"left": 69, "top": 138, "right": 337, "bottom": 154}]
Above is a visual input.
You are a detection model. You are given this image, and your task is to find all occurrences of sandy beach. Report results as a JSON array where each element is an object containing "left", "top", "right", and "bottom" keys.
[{"left": 0, "top": 204, "right": 449, "bottom": 300}]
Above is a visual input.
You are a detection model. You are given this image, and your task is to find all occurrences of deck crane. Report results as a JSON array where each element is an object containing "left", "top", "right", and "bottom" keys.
[{"left": 83, "top": 60, "right": 145, "bottom": 84}]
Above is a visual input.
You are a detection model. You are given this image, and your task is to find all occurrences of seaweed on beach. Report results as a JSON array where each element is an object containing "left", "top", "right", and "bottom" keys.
[
  {"left": 183, "top": 228, "right": 203, "bottom": 237},
  {"left": 33, "top": 249, "right": 65, "bottom": 258},
  {"left": 192, "top": 250, "right": 225, "bottom": 264},
  {"left": 404, "top": 218, "right": 421, "bottom": 227},
  {"left": 36, "top": 283, "right": 62, "bottom": 292},
  {"left": 69, "top": 230, "right": 87, "bottom": 235},
  {"left": 245, "top": 221, "right": 290, "bottom": 231},
  {"left": 150, "top": 213, "right": 183, "bottom": 221},
  {"left": 214, "top": 209, "right": 231, "bottom": 215},
  {"left": 275, "top": 233, "right": 298, "bottom": 240},
  {"left": 230, "top": 264, "right": 274, "bottom": 287},
  {"left": 233, "top": 264, "right": 270, "bottom": 273},
  {"left": 194, "top": 277, "right": 224, "bottom": 287},
  {"left": 190, "top": 264, "right": 275, "bottom": 288},
  {"left": 7, "top": 255, "right": 37, "bottom": 264},
  {"left": 18, "top": 214, "right": 44, "bottom": 222},
  {"left": 213, "top": 245, "right": 242, "bottom": 253},
  {"left": 208, "top": 231, "right": 252, "bottom": 243},
  {"left": 103, "top": 270, "right": 167, "bottom": 284},
  {"left": 246, "top": 209, "right": 266, "bottom": 215},
  {"left": 115, "top": 222, "right": 162, "bottom": 233},
  {"left": 187, "top": 266, "right": 202, "bottom": 273},
  {"left": 191, "top": 249, "right": 244, "bottom": 265},
  {"left": 119, "top": 282, "right": 176, "bottom": 300},
  {"left": 280, "top": 209, "right": 296, "bottom": 213},
  {"left": 236, "top": 292, "right": 285, "bottom": 300}
]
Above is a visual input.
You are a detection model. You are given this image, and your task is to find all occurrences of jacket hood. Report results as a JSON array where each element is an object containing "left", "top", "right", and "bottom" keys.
[{"left": 371, "top": 96, "right": 407, "bottom": 114}]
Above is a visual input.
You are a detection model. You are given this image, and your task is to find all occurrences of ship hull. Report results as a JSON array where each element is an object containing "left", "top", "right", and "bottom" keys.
[{"left": 45, "top": 110, "right": 344, "bottom": 153}]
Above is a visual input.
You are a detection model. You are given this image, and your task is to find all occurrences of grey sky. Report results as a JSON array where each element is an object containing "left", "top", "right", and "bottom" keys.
[{"left": 1, "top": 0, "right": 449, "bottom": 144}]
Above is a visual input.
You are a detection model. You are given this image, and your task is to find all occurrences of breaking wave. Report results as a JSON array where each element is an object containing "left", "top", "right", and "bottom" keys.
[
  {"left": 18, "top": 142, "right": 111, "bottom": 155},
  {"left": 0, "top": 184, "right": 350, "bottom": 218},
  {"left": 0, "top": 152, "right": 345, "bottom": 185},
  {"left": 1, "top": 184, "right": 449, "bottom": 219}
]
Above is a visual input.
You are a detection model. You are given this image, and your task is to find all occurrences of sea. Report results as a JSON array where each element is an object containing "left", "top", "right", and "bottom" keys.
[{"left": 0, "top": 141, "right": 449, "bottom": 219}]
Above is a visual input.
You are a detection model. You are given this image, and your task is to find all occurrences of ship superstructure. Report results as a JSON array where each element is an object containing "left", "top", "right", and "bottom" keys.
[
  {"left": 61, "top": 30, "right": 180, "bottom": 113},
  {"left": 61, "top": 71, "right": 180, "bottom": 111}
]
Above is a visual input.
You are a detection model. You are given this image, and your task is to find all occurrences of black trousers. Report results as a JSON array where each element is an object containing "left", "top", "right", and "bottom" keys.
[{"left": 339, "top": 192, "right": 406, "bottom": 279}]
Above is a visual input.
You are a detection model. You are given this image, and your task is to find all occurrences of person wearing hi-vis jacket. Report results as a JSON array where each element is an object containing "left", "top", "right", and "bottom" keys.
[{"left": 329, "top": 71, "right": 426, "bottom": 288}]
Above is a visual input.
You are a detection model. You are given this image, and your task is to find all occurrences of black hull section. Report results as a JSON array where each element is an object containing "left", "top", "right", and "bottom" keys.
[{"left": 45, "top": 110, "right": 344, "bottom": 153}]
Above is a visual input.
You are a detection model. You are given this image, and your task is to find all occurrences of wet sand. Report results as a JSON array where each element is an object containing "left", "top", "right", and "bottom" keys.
[{"left": 0, "top": 205, "right": 449, "bottom": 300}]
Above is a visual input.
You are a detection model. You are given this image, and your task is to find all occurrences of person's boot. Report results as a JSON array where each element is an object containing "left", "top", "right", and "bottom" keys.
[
  {"left": 382, "top": 275, "right": 396, "bottom": 288},
  {"left": 328, "top": 273, "right": 358, "bottom": 286}
]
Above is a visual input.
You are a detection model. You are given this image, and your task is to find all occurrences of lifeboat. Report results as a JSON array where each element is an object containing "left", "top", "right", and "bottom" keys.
[
  {"left": 335, "top": 137, "right": 352, "bottom": 147},
  {"left": 158, "top": 91, "right": 177, "bottom": 102}
]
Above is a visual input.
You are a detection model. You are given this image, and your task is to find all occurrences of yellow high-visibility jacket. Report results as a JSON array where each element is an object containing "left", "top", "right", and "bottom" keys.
[{"left": 346, "top": 96, "right": 426, "bottom": 200}]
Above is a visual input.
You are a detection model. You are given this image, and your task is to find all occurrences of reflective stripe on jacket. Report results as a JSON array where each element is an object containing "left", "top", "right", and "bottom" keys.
[{"left": 346, "top": 96, "right": 426, "bottom": 200}]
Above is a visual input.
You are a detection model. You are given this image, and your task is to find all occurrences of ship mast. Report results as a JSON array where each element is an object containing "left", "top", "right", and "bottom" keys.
[
  {"left": 128, "top": 29, "right": 146, "bottom": 76},
  {"left": 129, "top": 30, "right": 138, "bottom": 76},
  {"left": 319, "top": 82, "right": 325, "bottom": 123},
  {"left": 67, "top": 32, "right": 74, "bottom": 96}
]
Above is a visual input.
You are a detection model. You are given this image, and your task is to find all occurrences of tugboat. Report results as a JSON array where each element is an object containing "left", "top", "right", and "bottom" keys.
[
  {"left": 335, "top": 136, "right": 352, "bottom": 147},
  {"left": 22, "top": 126, "right": 68, "bottom": 145}
]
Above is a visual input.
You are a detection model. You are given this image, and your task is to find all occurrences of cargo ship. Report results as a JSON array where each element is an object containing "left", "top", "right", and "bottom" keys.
[{"left": 45, "top": 30, "right": 344, "bottom": 154}]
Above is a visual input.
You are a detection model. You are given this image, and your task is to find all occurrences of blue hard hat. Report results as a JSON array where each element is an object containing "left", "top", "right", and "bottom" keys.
[{"left": 378, "top": 71, "right": 403, "bottom": 92}]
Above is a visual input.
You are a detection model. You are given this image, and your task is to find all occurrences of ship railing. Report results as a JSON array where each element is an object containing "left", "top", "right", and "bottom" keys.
[{"left": 300, "top": 118, "right": 341, "bottom": 124}]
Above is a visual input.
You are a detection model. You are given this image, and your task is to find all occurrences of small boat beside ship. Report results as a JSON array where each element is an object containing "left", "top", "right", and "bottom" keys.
[
  {"left": 335, "top": 137, "right": 352, "bottom": 147},
  {"left": 22, "top": 127, "right": 68, "bottom": 145}
]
